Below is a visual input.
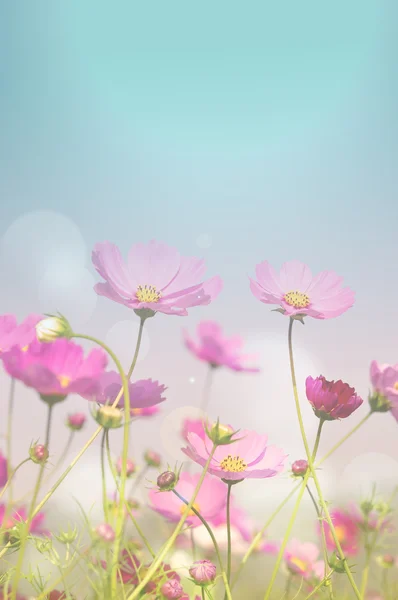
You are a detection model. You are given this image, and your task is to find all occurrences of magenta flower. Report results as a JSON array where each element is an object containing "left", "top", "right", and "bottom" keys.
[
  {"left": 181, "top": 418, "right": 206, "bottom": 442},
  {"left": 83, "top": 371, "right": 166, "bottom": 413},
  {"left": 250, "top": 260, "right": 355, "bottom": 319},
  {"left": 285, "top": 539, "right": 321, "bottom": 579},
  {"left": 92, "top": 239, "right": 223, "bottom": 316},
  {"left": 2, "top": 339, "right": 107, "bottom": 402},
  {"left": 149, "top": 472, "right": 226, "bottom": 527},
  {"left": 0, "top": 504, "right": 50, "bottom": 536},
  {"left": 183, "top": 321, "right": 259, "bottom": 372},
  {"left": 131, "top": 405, "right": 160, "bottom": 417},
  {"left": 305, "top": 375, "right": 363, "bottom": 420},
  {"left": 0, "top": 452, "right": 8, "bottom": 488},
  {"left": 189, "top": 560, "right": 217, "bottom": 585},
  {"left": 321, "top": 509, "right": 360, "bottom": 556},
  {"left": 183, "top": 427, "right": 286, "bottom": 482},
  {"left": 370, "top": 361, "right": 398, "bottom": 421},
  {"left": 0, "top": 313, "right": 42, "bottom": 353}
]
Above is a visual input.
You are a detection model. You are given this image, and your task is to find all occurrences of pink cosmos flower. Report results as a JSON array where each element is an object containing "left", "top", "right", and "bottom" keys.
[
  {"left": 305, "top": 375, "right": 363, "bottom": 420},
  {"left": 2, "top": 339, "right": 107, "bottom": 401},
  {"left": 183, "top": 321, "right": 259, "bottom": 372},
  {"left": 0, "top": 503, "right": 50, "bottom": 536},
  {"left": 182, "top": 427, "right": 286, "bottom": 482},
  {"left": 321, "top": 509, "right": 360, "bottom": 556},
  {"left": 0, "top": 452, "right": 8, "bottom": 488},
  {"left": 370, "top": 361, "right": 398, "bottom": 421},
  {"left": 92, "top": 240, "right": 223, "bottom": 316},
  {"left": 285, "top": 539, "right": 321, "bottom": 579},
  {"left": 149, "top": 472, "right": 226, "bottom": 527},
  {"left": 250, "top": 260, "right": 355, "bottom": 319},
  {"left": 82, "top": 371, "right": 166, "bottom": 413},
  {"left": 0, "top": 313, "right": 42, "bottom": 353},
  {"left": 181, "top": 418, "right": 206, "bottom": 442}
]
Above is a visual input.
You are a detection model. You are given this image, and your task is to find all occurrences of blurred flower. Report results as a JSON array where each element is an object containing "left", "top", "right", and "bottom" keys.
[
  {"left": 131, "top": 405, "right": 160, "bottom": 417},
  {"left": 117, "top": 549, "right": 141, "bottom": 584},
  {"left": 95, "top": 523, "right": 115, "bottom": 543},
  {"left": 47, "top": 590, "right": 74, "bottom": 599},
  {"left": 29, "top": 444, "right": 49, "bottom": 465},
  {"left": 0, "top": 451, "right": 8, "bottom": 488},
  {"left": 183, "top": 427, "right": 286, "bottom": 482},
  {"left": 2, "top": 339, "right": 107, "bottom": 403},
  {"left": 305, "top": 375, "right": 363, "bottom": 420},
  {"left": 92, "top": 239, "right": 223, "bottom": 316},
  {"left": 0, "top": 313, "right": 42, "bottom": 354},
  {"left": 321, "top": 509, "right": 360, "bottom": 556},
  {"left": 189, "top": 560, "right": 217, "bottom": 585},
  {"left": 161, "top": 579, "right": 184, "bottom": 599},
  {"left": 249, "top": 260, "right": 355, "bottom": 319},
  {"left": 116, "top": 457, "right": 136, "bottom": 477},
  {"left": 182, "top": 418, "right": 206, "bottom": 442},
  {"left": 349, "top": 502, "right": 394, "bottom": 534},
  {"left": 66, "top": 412, "right": 86, "bottom": 431},
  {"left": 149, "top": 472, "right": 226, "bottom": 527},
  {"left": 0, "top": 503, "right": 50, "bottom": 536},
  {"left": 376, "top": 554, "right": 396, "bottom": 568},
  {"left": 285, "top": 539, "right": 321, "bottom": 579},
  {"left": 184, "top": 321, "right": 259, "bottom": 372},
  {"left": 369, "top": 361, "right": 398, "bottom": 421},
  {"left": 144, "top": 449, "right": 161, "bottom": 468}
]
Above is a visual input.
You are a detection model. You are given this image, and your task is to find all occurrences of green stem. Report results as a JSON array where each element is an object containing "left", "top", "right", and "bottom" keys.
[
  {"left": 285, "top": 574, "right": 292, "bottom": 597},
  {"left": 12, "top": 402, "right": 54, "bottom": 600},
  {"left": 306, "top": 482, "right": 332, "bottom": 589},
  {"left": 126, "top": 445, "right": 218, "bottom": 600},
  {"left": 226, "top": 482, "right": 233, "bottom": 587},
  {"left": 303, "top": 571, "right": 335, "bottom": 600},
  {"left": 100, "top": 430, "right": 109, "bottom": 523},
  {"left": 317, "top": 412, "right": 372, "bottom": 466},
  {"left": 201, "top": 588, "right": 206, "bottom": 600},
  {"left": 0, "top": 459, "right": 31, "bottom": 502},
  {"left": 359, "top": 546, "right": 371, "bottom": 599},
  {"left": 172, "top": 489, "right": 232, "bottom": 600},
  {"left": 286, "top": 317, "right": 361, "bottom": 600}
]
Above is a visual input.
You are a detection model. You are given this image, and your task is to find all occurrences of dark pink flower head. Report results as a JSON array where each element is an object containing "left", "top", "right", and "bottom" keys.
[
  {"left": 370, "top": 361, "right": 398, "bottom": 421},
  {"left": 0, "top": 313, "right": 42, "bottom": 354},
  {"left": 92, "top": 240, "right": 223, "bottom": 317},
  {"left": 0, "top": 452, "right": 8, "bottom": 488},
  {"left": 189, "top": 560, "right": 217, "bottom": 585},
  {"left": 0, "top": 504, "right": 50, "bottom": 536},
  {"left": 250, "top": 260, "right": 355, "bottom": 319},
  {"left": 67, "top": 412, "right": 86, "bottom": 431},
  {"left": 182, "top": 427, "right": 287, "bottom": 482},
  {"left": 285, "top": 539, "right": 320, "bottom": 579},
  {"left": 2, "top": 339, "right": 107, "bottom": 402},
  {"left": 149, "top": 472, "right": 226, "bottom": 527},
  {"left": 118, "top": 549, "right": 141, "bottom": 584},
  {"left": 321, "top": 509, "right": 360, "bottom": 556},
  {"left": 182, "top": 418, "right": 206, "bottom": 442},
  {"left": 184, "top": 321, "right": 259, "bottom": 372},
  {"left": 161, "top": 579, "right": 184, "bottom": 599},
  {"left": 83, "top": 371, "right": 166, "bottom": 413},
  {"left": 305, "top": 375, "right": 363, "bottom": 420}
]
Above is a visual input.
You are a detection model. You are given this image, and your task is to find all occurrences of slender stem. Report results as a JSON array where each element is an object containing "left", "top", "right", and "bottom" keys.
[
  {"left": 11, "top": 402, "right": 54, "bottom": 600},
  {"left": 359, "top": 546, "right": 370, "bottom": 599},
  {"left": 303, "top": 571, "right": 335, "bottom": 600},
  {"left": 172, "top": 489, "right": 231, "bottom": 599},
  {"left": 201, "top": 588, "right": 206, "bottom": 600},
  {"left": 306, "top": 483, "right": 331, "bottom": 586},
  {"left": 190, "top": 527, "right": 197, "bottom": 560},
  {"left": 100, "top": 431, "right": 109, "bottom": 523},
  {"left": 226, "top": 482, "right": 233, "bottom": 587},
  {"left": 285, "top": 574, "right": 292, "bottom": 597},
  {"left": 200, "top": 365, "right": 216, "bottom": 413},
  {"left": 317, "top": 412, "right": 372, "bottom": 466},
  {"left": 286, "top": 318, "right": 361, "bottom": 600},
  {"left": 126, "top": 445, "right": 218, "bottom": 600},
  {"left": 0, "top": 459, "right": 31, "bottom": 502}
]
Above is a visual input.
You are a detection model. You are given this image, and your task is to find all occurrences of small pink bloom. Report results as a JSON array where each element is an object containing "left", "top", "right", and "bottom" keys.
[
  {"left": 0, "top": 313, "right": 42, "bottom": 353},
  {"left": 96, "top": 523, "right": 115, "bottom": 542},
  {"left": 305, "top": 375, "right": 363, "bottom": 420},
  {"left": 161, "top": 579, "right": 184, "bottom": 599},
  {"left": 149, "top": 472, "right": 226, "bottom": 527},
  {"left": 67, "top": 412, "right": 86, "bottom": 431},
  {"left": 92, "top": 239, "right": 223, "bottom": 316},
  {"left": 189, "top": 560, "right": 217, "bottom": 585},
  {"left": 370, "top": 361, "right": 398, "bottom": 421},
  {"left": 0, "top": 504, "right": 50, "bottom": 536},
  {"left": 144, "top": 449, "right": 161, "bottom": 467},
  {"left": 116, "top": 457, "right": 136, "bottom": 477},
  {"left": 2, "top": 339, "right": 107, "bottom": 401},
  {"left": 182, "top": 427, "right": 287, "bottom": 482},
  {"left": 250, "top": 260, "right": 355, "bottom": 319},
  {"left": 321, "top": 509, "right": 360, "bottom": 556},
  {"left": 0, "top": 452, "right": 8, "bottom": 488},
  {"left": 285, "top": 539, "right": 320, "bottom": 579},
  {"left": 182, "top": 418, "right": 206, "bottom": 442},
  {"left": 184, "top": 321, "right": 259, "bottom": 372}
]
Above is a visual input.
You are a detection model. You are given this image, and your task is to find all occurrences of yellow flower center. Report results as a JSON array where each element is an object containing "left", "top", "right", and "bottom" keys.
[
  {"left": 131, "top": 408, "right": 143, "bottom": 415},
  {"left": 394, "top": 382, "right": 398, "bottom": 390},
  {"left": 58, "top": 375, "right": 71, "bottom": 388},
  {"left": 334, "top": 525, "right": 346, "bottom": 542},
  {"left": 22, "top": 345, "right": 29, "bottom": 352},
  {"left": 180, "top": 503, "right": 200, "bottom": 517},
  {"left": 220, "top": 455, "right": 247, "bottom": 473},
  {"left": 289, "top": 557, "right": 308, "bottom": 572},
  {"left": 284, "top": 290, "right": 310, "bottom": 309},
  {"left": 136, "top": 285, "right": 161, "bottom": 303}
]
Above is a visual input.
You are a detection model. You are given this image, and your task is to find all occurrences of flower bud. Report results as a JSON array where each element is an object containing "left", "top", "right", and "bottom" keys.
[
  {"left": 360, "top": 500, "right": 374, "bottom": 516},
  {"left": 157, "top": 471, "right": 177, "bottom": 491},
  {"left": 328, "top": 553, "right": 346, "bottom": 574},
  {"left": 369, "top": 391, "right": 391, "bottom": 413},
  {"left": 55, "top": 525, "right": 79, "bottom": 544},
  {"left": 291, "top": 459, "right": 308, "bottom": 476},
  {"left": 66, "top": 413, "right": 86, "bottom": 431},
  {"left": 206, "top": 419, "right": 237, "bottom": 446},
  {"left": 95, "top": 406, "right": 123, "bottom": 429},
  {"left": 189, "top": 559, "right": 217, "bottom": 585},
  {"left": 95, "top": 523, "right": 115, "bottom": 543},
  {"left": 374, "top": 501, "right": 390, "bottom": 515},
  {"left": 36, "top": 314, "right": 73, "bottom": 343},
  {"left": 160, "top": 579, "right": 184, "bottom": 599},
  {"left": 144, "top": 449, "right": 161, "bottom": 468},
  {"left": 376, "top": 554, "right": 395, "bottom": 568},
  {"left": 116, "top": 457, "right": 136, "bottom": 477},
  {"left": 29, "top": 443, "right": 49, "bottom": 465}
]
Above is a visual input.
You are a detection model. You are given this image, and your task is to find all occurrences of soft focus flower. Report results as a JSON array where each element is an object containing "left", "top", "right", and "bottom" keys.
[
  {"left": 92, "top": 239, "right": 223, "bottom": 316},
  {"left": 161, "top": 579, "right": 184, "bottom": 599},
  {"left": 95, "top": 523, "right": 115, "bottom": 543},
  {"left": 250, "top": 260, "right": 355, "bottom": 319},
  {"left": 117, "top": 550, "right": 141, "bottom": 584},
  {"left": 116, "top": 457, "right": 136, "bottom": 477},
  {"left": 369, "top": 361, "right": 398, "bottom": 421},
  {"left": 376, "top": 554, "right": 396, "bottom": 568},
  {"left": 292, "top": 459, "right": 308, "bottom": 476},
  {"left": 0, "top": 452, "right": 8, "bottom": 488},
  {"left": 47, "top": 592, "right": 72, "bottom": 600},
  {"left": 305, "top": 375, "right": 363, "bottom": 420},
  {"left": 0, "top": 504, "right": 50, "bottom": 536},
  {"left": 321, "top": 509, "right": 360, "bottom": 556},
  {"left": 183, "top": 427, "right": 286, "bottom": 482},
  {"left": 29, "top": 444, "right": 49, "bottom": 464},
  {"left": 131, "top": 405, "right": 160, "bottom": 417},
  {"left": 83, "top": 371, "right": 166, "bottom": 414},
  {"left": 285, "top": 539, "right": 320, "bottom": 579},
  {"left": 36, "top": 314, "right": 73, "bottom": 343},
  {"left": 2, "top": 339, "right": 107, "bottom": 402},
  {"left": 182, "top": 418, "right": 206, "bottom": 442},
  {"left": 66, "top": 412, "right": 86, "bottom": 431},
  {"left": 349, "top": 502, "right": 393, "bottom": 534},
  {"left": 144, "top": 449, "right": 161, "bottom": 467},
  {"left": 0, "top": 313, "right": 42, "bottom": 353},
  {"left": 184, "top": 321, "right": 259, "bottom": 372},
  {"left": 189, "top": 560, "right": 217, "bottom": 585},
  {"left": 149, "top": 472, "right": 226, "bottom": 527}
]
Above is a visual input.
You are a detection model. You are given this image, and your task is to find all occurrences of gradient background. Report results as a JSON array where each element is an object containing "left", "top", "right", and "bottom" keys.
[{"left": 1, "top": 1, "right": 398, "bottom": 595}]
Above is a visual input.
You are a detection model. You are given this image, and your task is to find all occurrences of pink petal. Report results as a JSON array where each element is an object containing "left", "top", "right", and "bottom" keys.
[
  {"left": 92, "top": 241, "right": 135, "bottom": 297},
  {"left": 127, "top": 240, "right": 181, "bottom": 291}
]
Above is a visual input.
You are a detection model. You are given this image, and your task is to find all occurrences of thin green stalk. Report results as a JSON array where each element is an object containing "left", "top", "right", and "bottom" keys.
[
  {"left": 126, "top": 445, "right": 218, "bottom": 600},
  {"left": 287, "top": 318, "right": 361, "bottom": 600},
  {"left": 100, "top": 430, "right": 109, "bottom": 523},
  {"left": 317, "top": 412, "right": 372, "bottom": 466},
  {"left": 172, "top": 489, "right": 232, "bottom": 600},
  {"left": 201, "top": 588, "right": 206, "bottom": 600},
  {"left": 306, "top": 482, "right": 332, "bottom": 591},
  {"left": 285, "top": 574, "right": 293, "bottom": 597},
  {"left": 0, "top": 459, "right": 31, "bottom": 502},
  {"left": 225, "top": 482, "right": 233, "bottom": 589},
  {"left": 12, "top": 402, "right": 54, "bottom": 600},
  {"left": 303, "top": 570, "right": 335, "bottom": 600}
]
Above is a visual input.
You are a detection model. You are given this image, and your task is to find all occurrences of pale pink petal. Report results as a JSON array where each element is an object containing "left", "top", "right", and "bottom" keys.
[
  {"left": 255, "top": 261, "right": 284, "bottom": 297},
  {"left": 162, "top": 256, "right": 206, "bottom": 295},
  {"left": 127, "top": 240, "right": 181, "bottom": 290},
  {"left": 279, "top": 261, "right": 313, "bottom": 292},
  {"left": 92, "top": 242, "right": 134, "bottom": 297}
]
